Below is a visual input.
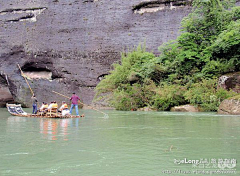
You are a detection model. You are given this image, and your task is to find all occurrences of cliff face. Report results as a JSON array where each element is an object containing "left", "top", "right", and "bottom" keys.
[{"left": 0, "top": 0, "right": 192, "bottom": 107}]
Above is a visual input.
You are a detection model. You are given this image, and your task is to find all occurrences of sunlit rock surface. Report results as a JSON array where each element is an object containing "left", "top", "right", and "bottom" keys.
[
  {"left": 170, "top": 104, "right": 199, "bottom": 112},
  {"left": 218, "top": 96, "right": 240, "bottom": 115}
]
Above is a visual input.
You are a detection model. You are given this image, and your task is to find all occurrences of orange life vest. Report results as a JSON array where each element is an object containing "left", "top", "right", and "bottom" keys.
[{"left": 63, "top": 104, "right": 68, "bottom": 109}]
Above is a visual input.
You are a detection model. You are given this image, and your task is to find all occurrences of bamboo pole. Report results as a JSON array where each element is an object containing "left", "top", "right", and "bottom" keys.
[
  {"left": 52, "top": 90, "right": 109, "bottom": 118},
  {"left": 18, "top": 64, "right": 40, "bottom": 109},
  {"left": 17, "top": 64, "right": 34, "bottom": 96}
]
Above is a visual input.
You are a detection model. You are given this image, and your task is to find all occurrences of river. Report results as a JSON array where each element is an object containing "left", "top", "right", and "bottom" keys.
[{"left": 0, "top": 108, "right": 239, "bottom": 176}]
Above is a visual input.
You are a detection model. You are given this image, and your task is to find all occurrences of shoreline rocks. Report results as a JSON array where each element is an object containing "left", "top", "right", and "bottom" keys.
[
  {"left": 218, "top": 72, "right": 240, "bottom": 93},
  {"left": 137, "top": 107, "right": 155, "bottom": 111},
  {"left": 217, "top": 72, "right": 240, "bottom": 115},
  {"left": 170, "top": 104, "right": 199, "bottom": 112},
  {"left": 218, "top": 95, "right": 240, "bottom": 115}
]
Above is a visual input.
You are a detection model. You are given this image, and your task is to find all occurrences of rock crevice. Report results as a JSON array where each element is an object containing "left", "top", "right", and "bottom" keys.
[
  {"left": 133, "top": 0, "right": 192, "bottom": 14},
  {"left": 0, "top": 7, "right": 47, "bottom": 23}
]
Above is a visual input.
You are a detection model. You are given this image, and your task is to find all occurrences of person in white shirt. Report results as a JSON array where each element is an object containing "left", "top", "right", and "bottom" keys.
[
  {"left": 47, "top": 102, "right": 54, "bottom": 110},
  {"left": 59, "top": 101, "right": 70, "bottom": 116}
]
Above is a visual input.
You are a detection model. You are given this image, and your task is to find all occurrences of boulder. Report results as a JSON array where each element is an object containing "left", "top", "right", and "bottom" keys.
[
  {"left": 0, "top": 75, "right": 14, "bottom": 107},
  {"left": 0, "top": 86, "right": 14, "bottom": 107},
  {"left": 137, "top": 107, "right": 155, "bottom": 111},
  {"left": 218, "top": 72, "right": 240, "bottom": 93},
  {"left": 218, "top": 95, "right": 240, "bottom": 115},
  {"left": 170, "top": 104, "right": 199, "bottom": 112}
]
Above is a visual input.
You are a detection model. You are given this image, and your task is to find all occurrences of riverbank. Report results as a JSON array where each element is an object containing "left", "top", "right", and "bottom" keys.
[{"left": 95, "top": 1, "right": 240, "bottom": 112}]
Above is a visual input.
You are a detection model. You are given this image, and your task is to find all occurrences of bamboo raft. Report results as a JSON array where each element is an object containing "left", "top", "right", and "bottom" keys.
[
  {"left": 8, "top": 64, "right": 86, "bottom": 119},
  {"left": 6, "top": 103, "right": 81, "bottom": 118}
]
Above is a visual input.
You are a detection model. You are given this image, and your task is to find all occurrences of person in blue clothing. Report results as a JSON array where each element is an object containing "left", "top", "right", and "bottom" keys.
[{"left": 31, "top": 94, "right": 38, "bottom": 114}]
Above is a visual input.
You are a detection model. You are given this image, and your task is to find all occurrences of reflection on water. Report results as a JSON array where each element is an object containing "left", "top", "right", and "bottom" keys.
[
  {"left": 7, "top": 116, "right": 80, "bottom": 141},
  {"left": 7, "top": 116, "right": 27, "bottom": 123},
  {"left": 2, "top": 110, "right": 240, "bottom": 175}
]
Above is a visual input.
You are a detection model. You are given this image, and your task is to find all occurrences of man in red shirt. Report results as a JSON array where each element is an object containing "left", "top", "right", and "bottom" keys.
[{"left": 70, "top": 93, "right": 80, "bottom": 116}]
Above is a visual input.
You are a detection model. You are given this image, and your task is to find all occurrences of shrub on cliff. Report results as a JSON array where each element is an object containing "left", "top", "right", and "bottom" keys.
[
  {"left": 152, "top": 83, "right": 187, "bottom": 111},
  {"left": 95, "top": 46, "right": 157, "bottom": 110},
  {"left": 95, "top": 0, "right": 239, "bottom": 111},
  {"left": 154, "top": 0, "right": 240, "bottom": 82},
  {"left": 183, "top": 79, "right": 237, "bottom": 111}
]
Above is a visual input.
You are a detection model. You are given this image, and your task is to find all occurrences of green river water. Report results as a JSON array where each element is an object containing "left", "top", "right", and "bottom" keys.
[{"left": 0, "top": 108, "right": 240, "bottom": 176}]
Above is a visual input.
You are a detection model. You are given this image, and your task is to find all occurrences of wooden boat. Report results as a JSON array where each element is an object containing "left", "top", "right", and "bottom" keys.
[{"left": 6, "top": 103, "right": 82, "bottom": 118}]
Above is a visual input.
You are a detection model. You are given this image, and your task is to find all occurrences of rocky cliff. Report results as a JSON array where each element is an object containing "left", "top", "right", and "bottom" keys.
[{"left": 0, "top": 0, "right": 193, "bottom": 107}]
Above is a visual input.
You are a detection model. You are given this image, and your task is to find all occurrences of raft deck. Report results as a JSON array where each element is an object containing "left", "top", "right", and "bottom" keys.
[{"left": 6, "top": 103, "right": 81, "bottom": 118}]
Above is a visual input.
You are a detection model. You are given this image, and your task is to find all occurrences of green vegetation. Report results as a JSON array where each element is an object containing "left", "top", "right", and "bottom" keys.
[
  {"left": 228, "top": 94, "right": 240, "bottom": 100},
  {"left": 95, "top": 0, "right": 239, "bottom": 111}
]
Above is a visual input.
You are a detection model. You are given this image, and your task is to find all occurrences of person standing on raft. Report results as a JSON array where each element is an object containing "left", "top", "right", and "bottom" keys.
[
  {"left": 31, "top": 94, "right": 38, "bottom": 114},
  {"left": 69, "top": 93, "right": 80, "bottom": 116}
]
